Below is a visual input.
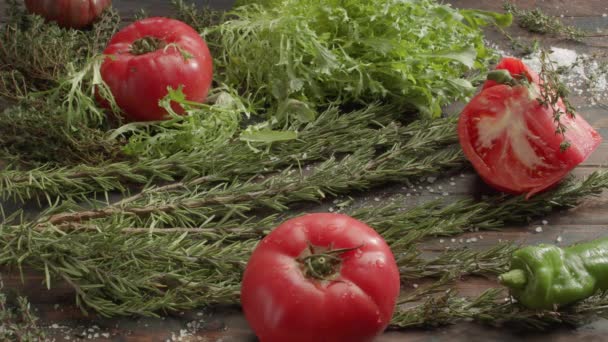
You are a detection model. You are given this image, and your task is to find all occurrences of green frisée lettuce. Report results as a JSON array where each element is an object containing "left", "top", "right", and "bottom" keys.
[{"left": 205, "top": 0, "right": 511, "bottom": 120}]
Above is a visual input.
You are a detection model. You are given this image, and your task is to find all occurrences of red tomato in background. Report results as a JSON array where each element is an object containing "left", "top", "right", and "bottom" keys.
[
  {"left": 100, "top": 17, "right": 213, "bottom": 122},
  {"left": 458, "top": 57, "right": 602, "bottom": 198},
  {"left": 24, "top": 0, "right": 112, "bottom": 29},
  {"left": 241, "top": 213, "right": 400, "bottom": 342}
]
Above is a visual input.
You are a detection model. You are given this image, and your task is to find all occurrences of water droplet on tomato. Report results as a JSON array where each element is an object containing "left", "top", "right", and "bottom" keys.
[{"left": 375, "top": 260, "right": 385, "bottom": 269}]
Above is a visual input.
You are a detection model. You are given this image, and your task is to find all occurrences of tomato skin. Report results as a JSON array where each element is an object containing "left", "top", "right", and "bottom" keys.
[
  {"left": 241, "top": 213, "right": 400, "bottom": 342},
  {"left": 100, "top": 17, "right": 213, "bottom": 122},
  {"left": 458, "top": 57, "right": 602, "bottom": 198},
  {"left": 24, "top": 0, "right": 112, "bottom": 29}
]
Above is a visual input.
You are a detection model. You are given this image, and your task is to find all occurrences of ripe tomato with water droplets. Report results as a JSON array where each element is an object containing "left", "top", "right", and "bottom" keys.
[
  {"left": 241, "top": 213, "right": 400, "bottom": 342},
  {"left": 24, "top": 0, "right": 112, "bottom": 29},
  {"left": 100, "top": 17, "right": 213, "bottom": 122},
  {"left": 458, "top": 57, "right": 602, "bottom": 198}
]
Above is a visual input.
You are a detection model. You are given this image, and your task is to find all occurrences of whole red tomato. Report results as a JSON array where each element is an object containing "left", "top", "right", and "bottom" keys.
[
  {"left": 100, "top": 17, "right": 213, "bottom": 122},
  {"left": 241, "top": 213, "right": 400, "bottom": 342},
  {"left": 458, "top": 57, "right": 602, "bottom": 198},
  {"left": 24, "top": 0, "right": 112, "bottom": 29}
]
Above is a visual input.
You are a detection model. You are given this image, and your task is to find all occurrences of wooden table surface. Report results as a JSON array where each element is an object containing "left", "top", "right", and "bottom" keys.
[{"left": 1, "top": 0, "right": 607, "bottom": 341}]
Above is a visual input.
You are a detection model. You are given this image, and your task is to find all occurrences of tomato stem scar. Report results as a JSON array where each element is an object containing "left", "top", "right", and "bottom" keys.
[
  {"left": 297, "top": 242, "right": 363, "bottom": 280},
  {"left": 130, "top": 36, "right": 167, "bottom": 55}
]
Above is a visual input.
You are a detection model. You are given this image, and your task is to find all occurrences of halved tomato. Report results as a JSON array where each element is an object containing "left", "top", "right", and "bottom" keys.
[{"left": 458, "top": 57, "right": 602, "bottom": 198}]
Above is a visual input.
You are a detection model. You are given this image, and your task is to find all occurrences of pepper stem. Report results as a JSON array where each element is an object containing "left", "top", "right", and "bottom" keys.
[
  {"left": 498, "top": 269, "right": 527, "bottom": 288},
  {"left": 130, "top": 36, "right": 166, "bottom": 55}
]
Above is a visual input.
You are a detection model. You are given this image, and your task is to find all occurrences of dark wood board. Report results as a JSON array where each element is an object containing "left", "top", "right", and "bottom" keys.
[{"left": 1, "top": 0, "right": 607, "bottom": 341}]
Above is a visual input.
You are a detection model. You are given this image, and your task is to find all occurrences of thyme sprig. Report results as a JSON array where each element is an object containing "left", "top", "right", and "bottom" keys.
[
  {"left": 503, "top": 3, "right": 585, "bottom": 41},
  {"left": 0, "top": 278, "right": 45, "bottom": 341},
  {"left": 0, "top": 0, "right": 120, "bottom": 100},
  {"left": 536, "top": 49, "right": 577, "bottom": 151}
]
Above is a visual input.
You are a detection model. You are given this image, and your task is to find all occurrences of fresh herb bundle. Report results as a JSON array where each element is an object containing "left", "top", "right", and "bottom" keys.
[
  {"left": 199, "top": 0, "right": 510, "bottom": 120},
  {"left": 0, "top": 0, "right": 119, "bottom": 100}
]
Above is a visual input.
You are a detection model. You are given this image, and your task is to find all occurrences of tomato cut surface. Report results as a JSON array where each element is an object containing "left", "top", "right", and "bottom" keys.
[
  {"left": 458, "top": 57, "right": 602, "bottom": 197},
  {"left": 241, "top": 213, "right": 400, "bottom": 342}
]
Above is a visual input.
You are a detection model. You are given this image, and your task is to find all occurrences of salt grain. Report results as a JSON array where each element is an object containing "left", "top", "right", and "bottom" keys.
[
  {"left": 374, "top": 197, "right": 380, "bottom": 202},
  {"left": 52, "top": 324, "right": 59, "bottom": 329},
  {"left": 535, "top": 226, "right": 543, "bottom": 233},
  {"left": 450, "top": 182, "right": 456, "bottom": 186},
  {"left": 451, "top": 238, "right": 456, "bottom": 243},
  {"left": 439, "top": 239, "right": 445, "bottom": 243},
  {"left": 557, "top": 236, "right": 563, "bottom": 243},
  {"left": 413, "top": 284, "right": 419, "bottom": 289},
  {"left": 542, "top": 220, "right": 549, "bottom": 225},
  {"left": 603, "top": 13, "right": 607, "bottom": 17},
  {"left": 442, "top": 192, "right": 449, "bottom": 196}
]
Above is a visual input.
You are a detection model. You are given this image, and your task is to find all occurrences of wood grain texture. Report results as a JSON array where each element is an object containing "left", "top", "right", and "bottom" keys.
[{"left": 1, "top": 0, "right": 607, "bottom": 341}]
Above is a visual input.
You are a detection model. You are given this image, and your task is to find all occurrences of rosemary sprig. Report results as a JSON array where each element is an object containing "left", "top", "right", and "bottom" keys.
[
  {"left": 1, "top": 170, "right": 605, "bottom": 317},
  {"left": 0, "top": 107, "right": 458, "bottom": 205},
  {"left": 392, "top": 288, "right": 608, "bottom": 330},
  {"left": 38, "top": 145, "right": 464, "bottom": 227}
]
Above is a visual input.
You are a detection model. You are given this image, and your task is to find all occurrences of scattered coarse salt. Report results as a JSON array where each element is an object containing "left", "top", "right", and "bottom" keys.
[
  {"left": 328, "top": 207, "right": 334, "bottom": 212},
  {"left": 478, "top": 235, "right": 484, "bottom": 240},
  {"left": 51, "top": 324, "right": 59, "bottom": 329},
  {"left": 542, "top": 220, "right": 549, "bottom": 225},
  {"left": 427, "top": 176, "right": 437, "bottom": 183},
  {"left": 406, "top": 193, "right": 411, "bottom": 197},
  {"left": 603, "top": 13, "right": 607, "bottom": 17},
  {"left": 438, "top": 185, "right": 443, "bottom": 190},
  {"left": 459, "top": 238, "right": 464, "bottom": 243},
  {"left": 374, "top": 197, "right": 380, "bottom": 202},
  {"left": 419, "top": 186, "right": 423, "bottom": 189},
  {"left": 451, "top": 238, "right": 456, "bottom": 243},
  {"left": 413, "top": 284, "right": 419, "bottom": 289},
  {"left": 460, "top": 173, "right": 465, "bottom": 178},
  {"left": 442, "top": 192, "right": 449, "bottom": 196},
  {"left": 450, "top": 182, "right": 456, "bottom": 186},
  {"left": 102, "top": 333, "right": 110, "bottom": 338},
  {"left": 429, "top": 188, "right": 435, "bottom": 193},
  {"left": 439, "top": 239, "right": 445, "bottom": 243},
  {"left": 535, "top": 226, "right": 543, "bottom": 233},
  {"left": 556, "top": 236, "right": 563, "bottom": 243}
]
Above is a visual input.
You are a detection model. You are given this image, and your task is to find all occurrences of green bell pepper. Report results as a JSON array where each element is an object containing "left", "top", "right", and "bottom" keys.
[{"left": 499, "top": 236, "right": 608, "bottom": 309}]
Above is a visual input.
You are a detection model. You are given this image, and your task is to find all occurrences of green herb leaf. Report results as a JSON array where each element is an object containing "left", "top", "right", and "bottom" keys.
[{"left": 239, "top": 129, "right": 298, "bottom": 143}]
